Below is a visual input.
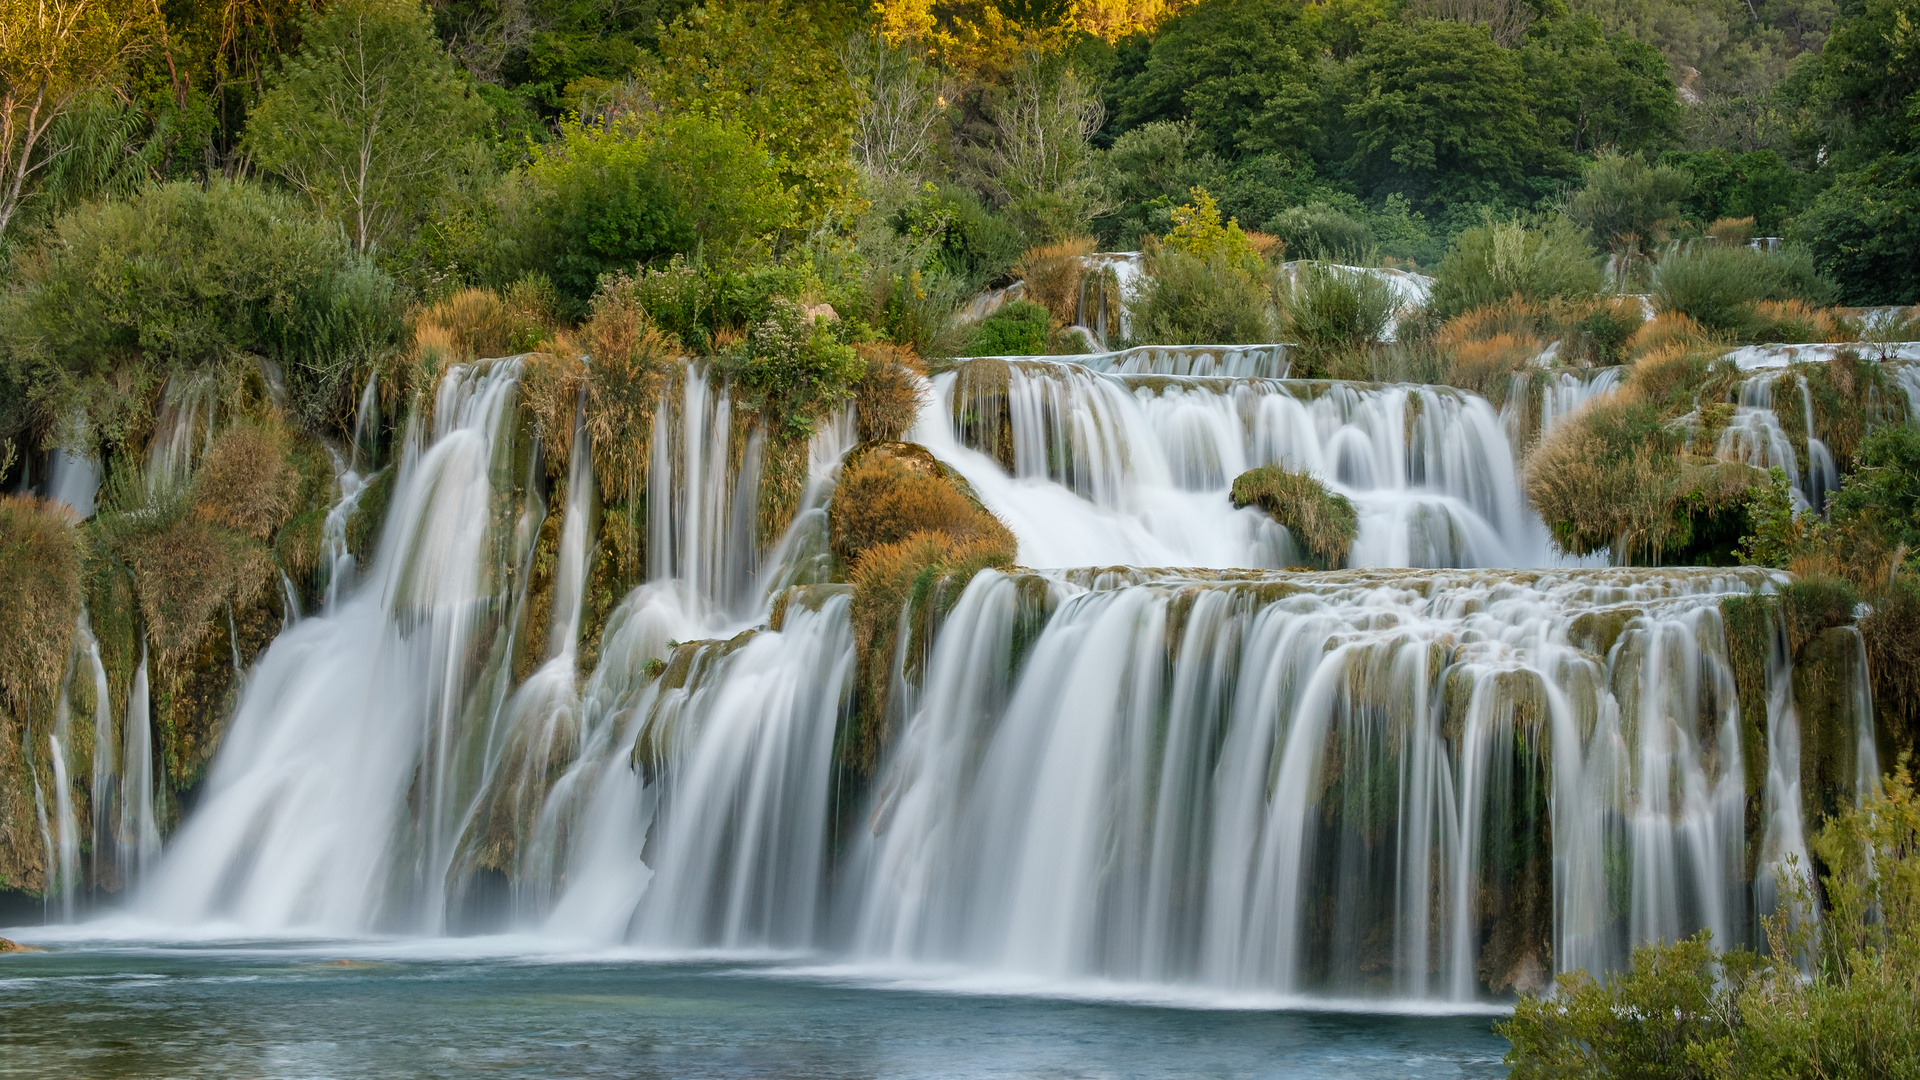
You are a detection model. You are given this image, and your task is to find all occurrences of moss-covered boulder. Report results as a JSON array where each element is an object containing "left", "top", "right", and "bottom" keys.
[
  {"left": 829, "top": 441, "right": 1015, "bottom": 572},
  {"left": 1229, "top": 465, "right": 1357, "bottom": 569}
]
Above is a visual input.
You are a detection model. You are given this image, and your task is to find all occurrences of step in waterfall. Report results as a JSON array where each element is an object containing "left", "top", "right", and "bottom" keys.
[{"left": 69, "top": 347, "right": 1886, "bottom": 1004}]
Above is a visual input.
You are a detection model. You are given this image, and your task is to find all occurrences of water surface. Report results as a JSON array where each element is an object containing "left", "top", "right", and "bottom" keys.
[{"left": 0, "top": 936, "right": 1509, "bottom": 1079}]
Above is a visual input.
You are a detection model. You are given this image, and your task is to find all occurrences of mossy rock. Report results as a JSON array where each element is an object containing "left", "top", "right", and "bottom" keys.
[
  {"left": 1228, "top": 465, "right": 1357, "bottom": 569},
  {"left": 344, "top": 465, "right": 396, "bottom": 565},
  {"left": 1793, "top": 625, "right": 1868, "bottom": 831},
  {"left": 829, "top": 440, "right": 1014, "bottom": 573}
]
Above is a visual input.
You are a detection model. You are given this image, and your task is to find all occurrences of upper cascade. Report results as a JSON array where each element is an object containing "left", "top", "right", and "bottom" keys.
[{"left": 917, "top": 357, "right": 1567, "bottom": 570}]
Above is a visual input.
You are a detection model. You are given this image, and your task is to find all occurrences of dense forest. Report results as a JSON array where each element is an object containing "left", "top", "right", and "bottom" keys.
[{"left": 3, "top": 0, "right": 1920, "bottom": 1074}]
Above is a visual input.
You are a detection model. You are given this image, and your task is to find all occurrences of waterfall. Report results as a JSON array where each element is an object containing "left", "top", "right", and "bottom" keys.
[
  {"left": 920, "top": 362, "right": 1560, "bottom": 569},
  {"left": 851, "top": 566, "right": 1790, "bottom": 999},
  {"left": 141, "top": 361, "right": 535, "bottom": 932},
  {"left": 95, "top": 349, "right": 1885, "bottom": 1006}
]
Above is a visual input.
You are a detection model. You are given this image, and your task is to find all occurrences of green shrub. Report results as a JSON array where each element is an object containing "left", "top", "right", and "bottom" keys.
[
  {"left": 726, "top": 300, "right": 863, "bottom": 438},
  {"left": 963, "top": 300, "right": 1051, "bottom": 356},
  {"left": 0, "top": 180, "right": 404, "bottom": 439},
  {"left": 525, "top": 113, "right": 797, "bottom": 309},
  {"left": 1277, "top": 262, "right": 1398, "bottom": 377},
  {"left": 1831, "top": 424, "right": 1920, "bottom": 555},
  {"left": 1428, "top": 215, "right": 1602, "bottom": 319},
  {"left": 1567, "top": 152, "right": 1691, "bottom": 260},
  {"left": 1501, "top": 763, "right": 1920, "bottom": 1080},
  {"left": 1650, "top": 243, "right": 1840, "bottom": 335},
  {"left": 1229, "top": 465, "right": 1357, "bottom": 568},
  {"left": 1267, "top": 202, "right": 1375, "bottom": 261},
  {"left": 1126, "top": 249, "right": 1277, "bottom": 347}
]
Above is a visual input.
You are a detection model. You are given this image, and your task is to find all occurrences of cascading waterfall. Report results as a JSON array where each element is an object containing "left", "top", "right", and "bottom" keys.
[
  {"left": 921, "top": 361, "right": 1560, "bottom": 569},
  {"left": 96, "top": 348, "right": 1884, "bottom": 1008},
  {"left": 142, "top": 361, "right": 536, "bottom": 931},
  {"left": 851, "top": 566, "right": 1809, "bottom": 1000}
]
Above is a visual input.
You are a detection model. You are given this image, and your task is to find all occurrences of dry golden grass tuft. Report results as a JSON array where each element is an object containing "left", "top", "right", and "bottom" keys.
[
  {"left": 0, "top": 495, "right": 84, "bottom": 717},
  {"left": 127, "top": 514, "right": 272, "bottom": 666},
  {"left": 1748, "top": 299, "right": 1852, "bottom": 344},
  {"left": 1625, "top": 310, "right": 1716, "bottom": 361},
  {"left": 193, "top": 423, "right": 298, "bottom": 541},
  {"left": 1015, "top": 237, "right": 1096, "bottom": 328},
  {"left": 829, "top": 443, "right": 1015, "bottom": 570},
  {"left": 853, "top": 344, "right": 928, "bottom": 443},
  {"left": 410, "top": 281, "right": 557, "bottom": 367}
]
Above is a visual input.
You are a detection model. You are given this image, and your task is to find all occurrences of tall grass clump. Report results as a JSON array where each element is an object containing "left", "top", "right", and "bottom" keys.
[
  {"left": 1427, "top": 215, "right": 1603, "bottom": 320},
  {"left": 1277, "top": 262, "right": 1398, "bottom": 378},
  {"left": 1650, "top": 243, "right": 1840, "bottom": 337},
  {"left": 852, "top": 344, "right": 927, "bottom": 443},
  {"left": 0, "top": 496, "right": 84, "bottom": 720},
  {"left": 1229, "top": 466, "right": 1357, "bottom": 568},
  {"left": 1014, "top": 237, "right": 1095, "bottom": 328}
]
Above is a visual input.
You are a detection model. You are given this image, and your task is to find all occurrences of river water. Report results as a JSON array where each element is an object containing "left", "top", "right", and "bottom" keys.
[{"left": 0, "top": 935, "right": 1508, "bottom": 1079}]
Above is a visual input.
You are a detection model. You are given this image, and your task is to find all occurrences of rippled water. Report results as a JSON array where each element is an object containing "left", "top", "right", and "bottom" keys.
[{"left": 0, "top": 936, "right": 1509, "bottom": 1079}]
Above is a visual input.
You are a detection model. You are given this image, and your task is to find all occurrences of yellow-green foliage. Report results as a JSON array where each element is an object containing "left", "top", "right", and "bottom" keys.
[
  {"left": 852, "top": 344, "right": 927, "bottom": 444},
  {"left": 1164, "top": 188, "right": 1261, "bottom": 268},
  {"left": 829, "top": 441, "right": 1015, "bottom": 570},
  {"left": 1228, "top": 465, "right": 1357, "bottom": 568}
]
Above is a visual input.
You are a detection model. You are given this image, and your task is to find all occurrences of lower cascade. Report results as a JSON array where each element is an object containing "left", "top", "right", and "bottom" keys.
[{"left": 43, "top": 357, "right": 1881, "bottom": 1006}]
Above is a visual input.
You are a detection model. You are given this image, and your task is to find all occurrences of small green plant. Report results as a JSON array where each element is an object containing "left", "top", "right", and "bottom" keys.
[
  {"left": 1737, "top": 467, "right": 1823, "bottom": 567},
  {"left": 962, "top": 300, "right": 1051, "bottom": 356}
]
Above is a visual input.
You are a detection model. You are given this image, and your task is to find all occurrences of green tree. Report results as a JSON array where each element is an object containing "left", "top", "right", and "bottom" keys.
[
  {"left": 0, "top": 0, "right": 150, "bottom": 240},
  {"left": 525, "top": 112, "right": 795, "bottom": 307},
  {"left": 1340, "top": 20, "right": 1549, "bottom": 211},
  {"left": 1658, "top": 149, "right": 1814, "bottom": 236},
  {"left": 1089, "top": 119, "right": 1228, "bottom": 248},
  {"left": 642, "top": 0, "right": 860, "bottom": 230},
  {"left": 247, "top": 0, "right": 491, "bottom": 256},
  {"left": 1568, "top": 152, "right": 1691, "bottom": 259},
  {"left": 1521, "top": 14, "right": 1679, "bottom": 156},
  {"left": 1795, "top": 151, "right": 1920, "bottom": 305},
  {"left": 1111, "top": 0, "right": 1330, "bottom": 157}
]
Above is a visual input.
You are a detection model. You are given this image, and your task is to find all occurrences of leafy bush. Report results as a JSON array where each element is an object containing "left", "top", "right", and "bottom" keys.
[
  {"left": 1650, "top": 243, "right": 1840, "bottom": 336},
  {"left": 1567, "top": 152, "right": 1691, "bottom": 259},
  {"left": 525, "top": 113, "right": 796, "bottom": 309},
  {"left": 1267, "top": 202, "right": 1375, "bottom": 261},
  {"left": 1277, "top": 262, "right": 1399, "bottom": 379},
  {"left": 1428, "top": 215, "right": 1602, "bottom": 319},
  {"left": 727, "top": 300, "right": 863, "bottom": 439},
  {"left": 1502, "top": 763, "right": 1920, "bottom": 1080},
  {"left": 1795, "top": 152, "right": 1920, "bottom": 306},
  {"left": 0, "top": 180, "right": 403, "bottom": 440},
  {"left": 1128, "top": 248, "right": 1276, "bottom": 347},
  {"left": 1229, "top": 466, "right": 1357, "bottom": 568},
  {"left": 1831, "top": 424, "right": 1920, "bottom": 556},
  {"left": 963, "top": 300, "right": 1051, "bottom": 356}
]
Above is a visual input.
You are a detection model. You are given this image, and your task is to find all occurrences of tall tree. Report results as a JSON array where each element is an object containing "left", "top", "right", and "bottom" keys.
[
  {"left": 246, "top": 0, "right": 489, "bottom": 254},
  {"left": 0, "top": 0, "right": 150, "bottom": 240}
]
